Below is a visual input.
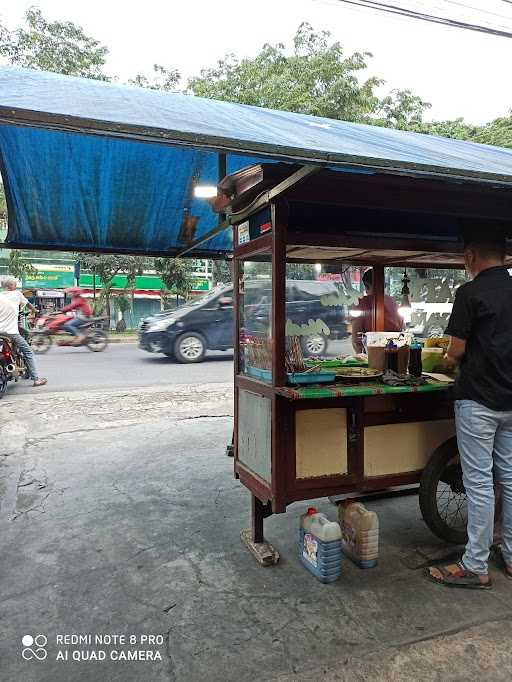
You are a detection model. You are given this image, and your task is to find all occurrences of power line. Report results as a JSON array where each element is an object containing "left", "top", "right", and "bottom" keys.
[
  {"left": 331, "top": 0, "right": 512, "bottom": 38},
  {"left": 439, "top": 0, "right": 512, "bottom": 22}
]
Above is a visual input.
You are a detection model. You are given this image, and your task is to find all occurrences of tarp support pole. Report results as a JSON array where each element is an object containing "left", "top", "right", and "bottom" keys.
[{"left": 176, "top": 219, "right": 231, "bottom": 258}]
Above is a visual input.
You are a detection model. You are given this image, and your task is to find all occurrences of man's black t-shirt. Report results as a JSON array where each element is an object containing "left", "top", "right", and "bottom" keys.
[{"left": 445, "top": 266, "right": 512, "bottom": 411}]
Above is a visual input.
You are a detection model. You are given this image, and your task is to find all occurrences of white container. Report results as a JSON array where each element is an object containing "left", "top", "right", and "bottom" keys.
[
  {"left": 338, "top": 502, "right": 379, "bottom": 568},
  {"left": 301, "top": 509, "right": 343, "bottom": 542},
  {"left": 299, "top": 508, "right": 343, "bottom": 583}
]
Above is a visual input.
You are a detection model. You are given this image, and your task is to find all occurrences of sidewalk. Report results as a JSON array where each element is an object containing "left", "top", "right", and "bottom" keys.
[{"left": 1, "top": 385, "right": 511, "bottom": 681}]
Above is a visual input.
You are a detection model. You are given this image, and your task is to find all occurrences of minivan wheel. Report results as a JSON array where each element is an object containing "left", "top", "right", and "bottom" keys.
[
  {"left": 174, "top": 333, "right": 206, "bottom": 363},
  {"left": 301, "top": 334, "right": 327, "bottom": 357}
]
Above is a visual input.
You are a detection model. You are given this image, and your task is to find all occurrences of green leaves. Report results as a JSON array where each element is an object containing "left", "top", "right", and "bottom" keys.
[
  {"left": 188, "top": 22, "right": 421, "bottom": 126},
  {"left": 0, "top": 7, "right": 109, "bottom": 80},
  {"left": 154, "top": 257, "right": 195, "bottom": 298}
]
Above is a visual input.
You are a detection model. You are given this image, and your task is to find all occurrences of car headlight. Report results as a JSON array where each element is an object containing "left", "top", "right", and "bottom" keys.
[{"left": 148, "top": 318, "right": 175, "bottom": 332}]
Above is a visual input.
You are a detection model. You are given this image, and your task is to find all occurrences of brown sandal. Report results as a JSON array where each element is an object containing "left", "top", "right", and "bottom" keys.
[
  {"left": 494, "top": 544, "right": 512, "bottom": 580},
  {"left": 425, "top": 562, "right": 492, "bottom": 590}
]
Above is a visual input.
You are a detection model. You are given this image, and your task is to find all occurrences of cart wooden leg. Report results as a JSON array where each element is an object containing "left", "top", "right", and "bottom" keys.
[{"left": 240, "top": 495, "right": 280, "bottom": 566}]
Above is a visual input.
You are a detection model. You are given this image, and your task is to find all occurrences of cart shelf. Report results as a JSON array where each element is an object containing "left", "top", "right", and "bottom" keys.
[{"left": 274, "top": 379, "right": 452, "bottom": 400}]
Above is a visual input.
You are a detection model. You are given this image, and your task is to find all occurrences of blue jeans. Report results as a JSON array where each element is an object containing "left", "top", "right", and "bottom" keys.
[
  {"left": 455, "top": 399, "right": 512, "bottom": 574},
  {"left": 63, "top": 317, "right": 85, "bottom": 336},
  {"left": 8, "top": 332, "right": 39, "bottom": 380}
]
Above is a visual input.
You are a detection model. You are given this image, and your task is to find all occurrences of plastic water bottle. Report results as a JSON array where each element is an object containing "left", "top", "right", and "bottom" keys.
[{"left": 299, "top": 508, "right": 342, "bottom": 583}]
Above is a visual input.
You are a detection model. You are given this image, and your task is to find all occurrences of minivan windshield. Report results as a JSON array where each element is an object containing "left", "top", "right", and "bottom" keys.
[{"left": 188, "top": 284, "right": 232, "bottom": 307}]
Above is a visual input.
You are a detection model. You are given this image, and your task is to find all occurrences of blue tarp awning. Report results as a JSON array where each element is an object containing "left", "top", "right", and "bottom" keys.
[{"left": 1, "top": 65, "right": 511, "bottom": 256}]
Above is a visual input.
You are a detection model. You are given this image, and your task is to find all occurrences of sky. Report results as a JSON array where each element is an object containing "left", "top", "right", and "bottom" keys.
[{"left": 0, "top": 0, "right": 511, "bottom": 124}]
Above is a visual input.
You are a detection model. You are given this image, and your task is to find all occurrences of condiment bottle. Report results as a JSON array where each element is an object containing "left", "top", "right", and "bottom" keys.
[
  {"left": 384, "top": 339, "right": 399, "bottom": 373},
  {"left": 409, "top": 341, "right": 423, "bottom": 377}
]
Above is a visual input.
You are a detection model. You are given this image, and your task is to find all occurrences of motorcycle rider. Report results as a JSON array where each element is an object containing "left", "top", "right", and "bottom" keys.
[
  {"left": 61, "top": 286, "right": 93, "bottom": 345},
  {"left": 0, "top": 276, "right": 47, "bottom": 387}
]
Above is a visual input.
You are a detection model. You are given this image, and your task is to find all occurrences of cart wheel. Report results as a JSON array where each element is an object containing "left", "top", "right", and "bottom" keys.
[
  {"left": 0, "top": 366, "right": 7, "bottom": 398},
  {"left": 419, "top": 436, "right": 501, "bottom": 545}
]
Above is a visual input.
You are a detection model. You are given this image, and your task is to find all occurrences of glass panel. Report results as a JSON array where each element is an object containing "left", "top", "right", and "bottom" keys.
[
  {"left": 239, "top": 260, "right": 272, "bottom": 382},
  {"left": 285, "top": 263, "right": 367, "bottom": 361},
  {"left": 385, "top": 267, "right": 466, "bottom": 338}
]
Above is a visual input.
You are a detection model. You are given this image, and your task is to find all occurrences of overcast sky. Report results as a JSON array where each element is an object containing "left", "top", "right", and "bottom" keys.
[{"left": 0, "top": 0, "right": 511, "bottom": 124}]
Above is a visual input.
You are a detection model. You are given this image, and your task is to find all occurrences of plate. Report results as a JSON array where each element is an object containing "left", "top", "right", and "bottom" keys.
[{"left": 334, "top": 367, "right": 383, "bottom": 381}]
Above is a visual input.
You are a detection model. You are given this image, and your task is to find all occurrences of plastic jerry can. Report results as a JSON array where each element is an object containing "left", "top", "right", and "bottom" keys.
[
  {"left": 338, "top": 502, "right": 379, "bottom": 569},
  {"left": 299, "top": 508, "right": 342, "bottom": 583}
]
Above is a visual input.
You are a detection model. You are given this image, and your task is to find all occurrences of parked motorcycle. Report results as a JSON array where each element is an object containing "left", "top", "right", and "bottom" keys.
[
  {"left": 30, "top": 313, "right": 109, "bottom": 353},
  {"left": 0, "top": 334, "right": 30, "bottom": 398}
]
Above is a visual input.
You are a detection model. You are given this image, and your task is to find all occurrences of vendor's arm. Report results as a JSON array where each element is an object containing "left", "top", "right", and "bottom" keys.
[
  {"left": 351, "top": 316, "right": 365, "bottom": 353},
  {"left": 444, "top": 284, "right": 472, "bottom": 367},
  {"left": 446, "top": 336, "right": 466, "bottom": 365}
]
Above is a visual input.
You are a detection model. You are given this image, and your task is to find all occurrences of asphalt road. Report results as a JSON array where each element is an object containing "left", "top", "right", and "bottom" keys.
[
  {"left": 8, "top": 337, "right": 354, "bottom": 396},
  {"left": 9, "top": 343, "right": 234, "bottom": 395}
]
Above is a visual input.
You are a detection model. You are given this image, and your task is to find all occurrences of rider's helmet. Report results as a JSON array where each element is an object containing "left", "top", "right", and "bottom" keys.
[{"left": 66, "top": 286, "right": 84, "bottom": 296}]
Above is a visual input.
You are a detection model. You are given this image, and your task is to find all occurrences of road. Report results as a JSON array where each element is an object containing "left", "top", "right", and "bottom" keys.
[
  {"left": 9, "top": 338, "right": 354, "bottom": 395},
  {"left": 11, "top": 343, "right": 234, "bottom": 395}
]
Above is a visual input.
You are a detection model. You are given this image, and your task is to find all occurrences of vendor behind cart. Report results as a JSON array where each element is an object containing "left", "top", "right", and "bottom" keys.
[
  {"left": 351, "top": 268, "right": 404, "bottom": 353},
  {"left": 427, "top": 232, "right": 512, "bottom": 589}
]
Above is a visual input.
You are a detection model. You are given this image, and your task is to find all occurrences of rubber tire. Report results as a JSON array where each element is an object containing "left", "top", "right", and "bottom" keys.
[
  {"left": 31, "top": 334, "right": 52, "bottom": 354},
  {"left": 419, "top": 436, "right": 501, "bottom": 545},
  {"left": 0, "top": 366, "right": 7, "bottom": 399},
  {"left": 174, "top": 333, "right": 206, "bottom": 364},
  {"left": 86, "top": 330, "right": 108, "bottom": 352},
  {"left": 301, "top": 334, "right": 328, "bottom": 358}
]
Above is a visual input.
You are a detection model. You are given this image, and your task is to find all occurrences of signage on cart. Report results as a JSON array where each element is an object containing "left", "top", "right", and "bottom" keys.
[{"left": 238, "top": 221, "right": 250, "bottom": 245}]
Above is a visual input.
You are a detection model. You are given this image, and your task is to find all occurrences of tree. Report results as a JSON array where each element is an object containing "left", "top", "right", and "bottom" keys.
[
  {"left": 128, "top": 64, "right": 180, "bottom": 91},
  {"left": 154, "top": 257, "right": 194, "bottom": 307},
  {"left": 189, "top": 22, "right": 429, "bottom": 127},
  {"left": 0, "top": 7, "right": 109, "bottom": 80},
  {"left": 75, "top": 253, "right": 142, "bottom": 325},
  {"left": 6, "top": 249, "right": 36, "bottom": 279},
  {"left": 211, "top": 259, "right": 232, "bottom": 285},
  {"left": 113, "top": 293, "right": 131, "bottom": 332},
  {"left": 473, "top": 113, "right": 512, "bottom": 149}
]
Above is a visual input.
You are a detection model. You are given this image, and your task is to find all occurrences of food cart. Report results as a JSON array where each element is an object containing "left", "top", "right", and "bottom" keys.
[{"left": 219, "top": 161, "right": 512, "bottom": 565}]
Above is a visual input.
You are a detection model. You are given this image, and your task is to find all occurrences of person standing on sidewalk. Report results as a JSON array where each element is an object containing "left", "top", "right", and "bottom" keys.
[
  {"left": 427, "top": 232, "right": 512, "bottom": 589},
  {"left": 0, "top": 276, "right": 47, "bottom": 387}
]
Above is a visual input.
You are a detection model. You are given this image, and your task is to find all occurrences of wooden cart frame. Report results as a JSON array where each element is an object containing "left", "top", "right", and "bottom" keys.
[{"left": 225, "top": 162, "right": 512, "bottom": 558}]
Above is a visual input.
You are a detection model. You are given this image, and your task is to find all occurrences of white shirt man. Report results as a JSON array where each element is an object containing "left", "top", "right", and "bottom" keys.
[{"left": 0, "top": 277, "right": 47, "bottom": 387}]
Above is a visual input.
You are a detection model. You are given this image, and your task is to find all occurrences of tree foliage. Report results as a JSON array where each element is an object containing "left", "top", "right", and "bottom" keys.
[
  {"left": 75, "top": 253, "right": 142, "bottom": 323},
  {"left": 154, "top": 257, "right": 195, "bottom": 300},
  {"left": 189, "top": 22, "right": 429, "bottom": 128},
  {"left": 128, "top": 64, "right": 180, "bottom": 91},
  {"left": 0, "top": 7, "right": 109, "bottom": 79},
  {"left": 6, "top": 249, "right": 36, "bottom": 279}
]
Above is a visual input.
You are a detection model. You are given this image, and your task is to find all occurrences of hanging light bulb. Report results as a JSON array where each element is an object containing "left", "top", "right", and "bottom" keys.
[{"left": 398, "top": 268, "right": 412, "bottom": 323}]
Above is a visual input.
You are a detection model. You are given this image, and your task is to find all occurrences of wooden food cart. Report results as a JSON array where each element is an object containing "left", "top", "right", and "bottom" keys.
[{"left": 219, "top": 162, "right": 512, "bottom": 564}]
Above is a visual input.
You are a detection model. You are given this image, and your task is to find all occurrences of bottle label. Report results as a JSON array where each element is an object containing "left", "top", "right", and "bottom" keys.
[
  {"left": 303, "top": 533, "right": 318, "bottom": 567},
  {"left": 341, "top": 522, "right": 357, "bottom": 553}
]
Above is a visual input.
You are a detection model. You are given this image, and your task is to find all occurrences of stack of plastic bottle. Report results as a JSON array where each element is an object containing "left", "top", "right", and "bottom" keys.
[{"left": 299, "top": 507, "right": 343, "bottom": 583}]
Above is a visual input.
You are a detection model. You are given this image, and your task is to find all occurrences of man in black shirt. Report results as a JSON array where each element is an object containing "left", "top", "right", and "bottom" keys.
[{"left": 428, "top": 233, "right": 512, "bottom": 589}]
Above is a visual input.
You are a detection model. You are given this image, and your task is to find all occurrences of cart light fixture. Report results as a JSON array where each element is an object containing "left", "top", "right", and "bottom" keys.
[
  {"left": 194, "top": 185, "right": 218, "bottom": 199},
  {"left": 398, "top": 268, "right": 412, "bottom": 323}
]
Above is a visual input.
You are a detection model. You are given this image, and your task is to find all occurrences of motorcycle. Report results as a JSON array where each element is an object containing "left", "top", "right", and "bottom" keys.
[
  {"left": 0, "top": 333, "right": 30, "bottom": 398},
  {"left": 30, "top": 313, "right": 109, "bottom": 353}
]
